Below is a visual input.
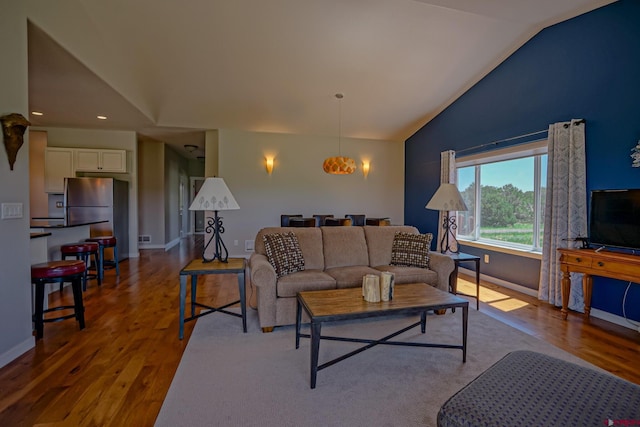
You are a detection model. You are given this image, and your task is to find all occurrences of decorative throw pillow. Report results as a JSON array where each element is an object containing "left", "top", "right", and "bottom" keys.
[
  {"left": 262, "top": 232, "right": 305, "bottom": 278},
  {"left": 390, "top": 232, "right": 432, "bottom": 268}
]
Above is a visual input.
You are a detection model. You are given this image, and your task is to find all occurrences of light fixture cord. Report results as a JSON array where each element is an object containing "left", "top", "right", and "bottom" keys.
[{"left": 336, "top": 93, "right": 343, "bottom": 155}]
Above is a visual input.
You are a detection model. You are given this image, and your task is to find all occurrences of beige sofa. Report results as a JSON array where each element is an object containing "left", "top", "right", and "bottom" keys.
[{"left": 249, "top": 225, "right": 455, "bottom": 332}]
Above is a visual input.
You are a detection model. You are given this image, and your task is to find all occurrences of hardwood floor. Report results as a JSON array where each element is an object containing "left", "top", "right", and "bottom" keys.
[{"left": 0, "top": 236, "right": 638, "bottom": 426}]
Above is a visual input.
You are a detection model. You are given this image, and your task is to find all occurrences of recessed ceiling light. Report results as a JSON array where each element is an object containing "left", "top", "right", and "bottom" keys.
[
  {"left": 97, "top": 115, "right": 107, "bottom": 120},
  {"left": 31, "top": 111, "right": 43, "bottom": 116}
]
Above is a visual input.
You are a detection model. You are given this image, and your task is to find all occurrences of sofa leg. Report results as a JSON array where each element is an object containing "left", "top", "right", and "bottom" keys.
[{"left": 261, "top": 327, "right": 274, "bottom": 333}]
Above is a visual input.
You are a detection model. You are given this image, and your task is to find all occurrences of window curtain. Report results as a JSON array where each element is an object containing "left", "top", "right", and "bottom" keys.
[
  {"left": 436, "top": 150, "right": 458, "bottom": 252},
  {"left": 538, "top": 119, "right": 587, "bottom": 311}
]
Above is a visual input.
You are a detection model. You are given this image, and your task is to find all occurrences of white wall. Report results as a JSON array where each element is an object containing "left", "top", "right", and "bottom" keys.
[
  {"left": 138, "top": 139, "right": 165, "bottom": 248},
  {"left": 28, "top": 131, "right": 48, "bottom": 217},
  {"left": 217, "top": 129, "right": 404, "bottom": 258},
  {"left": 0, "top": 2, "right": 35, "bottom": 368},
  {"left": 35, "top": 127, "right": 140, "bottom": 258}
]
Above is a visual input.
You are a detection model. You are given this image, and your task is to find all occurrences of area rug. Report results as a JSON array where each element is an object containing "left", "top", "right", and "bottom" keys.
[{"left": 155, "top": 307, "right": 597, "bottom": 427}]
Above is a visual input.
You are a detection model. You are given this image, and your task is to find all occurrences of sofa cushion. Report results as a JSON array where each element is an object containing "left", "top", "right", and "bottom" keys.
[
  {"left": 374, "top": 265, "right": 438, "bottom": 286},
  {"left": 325, "top": 265, "right": 381, "bottom": 289},
  {"left": 390, "top": 232, "right": 432, "bottom": 269},
  {"left": 276, "top": 270, "right": 337, "bottom": 297},
  {"left": 364, "top": 225, "right": 421, "bottom": 267},
  {"left": 255, "top": 227, "right": 325, "bottom": 270},
  {"left": 321, "top": 226, "right": 370, "bottom": 269},
  {"left": 263, "top": 232, "right": 305, "bottom": 278}
]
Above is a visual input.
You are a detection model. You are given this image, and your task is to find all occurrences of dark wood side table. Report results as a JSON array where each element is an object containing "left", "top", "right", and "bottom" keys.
[
  {"left": 179, "top": 257, "right": 247, "bottom": 339},
  {"left": 448, "top": 253, "right": 481, "bottom": 310}
]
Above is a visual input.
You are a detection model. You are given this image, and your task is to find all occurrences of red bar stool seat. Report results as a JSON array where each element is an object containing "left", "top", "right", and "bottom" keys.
[
  {"left": 31, "top": 260, "right": 86, "bottom": 339},
  {"left": 86, "top": 236, "right": 119, "bottom": 280},
  {"left": 61, "top": 242, "right": 100, "bottom": 291}
]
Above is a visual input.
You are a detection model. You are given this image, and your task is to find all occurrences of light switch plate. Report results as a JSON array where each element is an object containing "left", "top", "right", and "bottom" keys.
[{"left": 1, "top": 202, "right": 23, "bottom": 219}]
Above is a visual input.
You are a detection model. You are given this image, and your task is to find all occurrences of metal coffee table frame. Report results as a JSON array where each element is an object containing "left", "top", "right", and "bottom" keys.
[{"left": 295, "top": 283, "right": 468, "bottom": 389}]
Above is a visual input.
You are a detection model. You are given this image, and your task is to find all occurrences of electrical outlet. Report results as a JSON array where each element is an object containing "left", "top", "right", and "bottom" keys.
[
  {"left": 56, "top": 201, "right": 64, "bottom": 208},
  {"left": 245, "top": 240, "right": 255, "bottom": 252},
  {"left": 484, "top": 254, "right": 490, "bottom": 264},
  {"left": 234, "top": 240, "right": 239, "bottom": 246}
]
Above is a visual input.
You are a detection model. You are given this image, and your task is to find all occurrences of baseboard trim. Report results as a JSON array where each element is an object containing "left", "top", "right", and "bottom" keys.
[
  {"left": 459, "top": 267, "right": 638, "bottom": 331},
  {"left": 458, "top": 267, "right": 537, "bottom": 297},
  {"left": 0, "top": 336, "right": 34, "bottom": 369},
  {"left": 164, "top": 238, "right": 180, "bottom": 251},
  {"left": 139, "top": 244, "right": 166, "bottom": 250}
]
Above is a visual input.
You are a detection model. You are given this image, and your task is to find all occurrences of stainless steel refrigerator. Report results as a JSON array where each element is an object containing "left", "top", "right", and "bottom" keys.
[{"left": 64, "top": 177, "right": 129, "bottom": 261}]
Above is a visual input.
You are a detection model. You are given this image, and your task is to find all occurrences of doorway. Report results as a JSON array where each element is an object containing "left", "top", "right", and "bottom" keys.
[{"left": 190, "top": 177, "right": 205, "bottom": 234}]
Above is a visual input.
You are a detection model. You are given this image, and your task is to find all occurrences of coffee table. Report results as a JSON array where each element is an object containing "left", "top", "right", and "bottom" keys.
[{"left": 295, "top": 283, "right": 468, "bottom": 389}]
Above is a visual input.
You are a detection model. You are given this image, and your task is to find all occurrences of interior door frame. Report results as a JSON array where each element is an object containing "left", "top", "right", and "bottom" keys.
[{"left": 189, "top": 176, "right": 205, "bottom": 234}]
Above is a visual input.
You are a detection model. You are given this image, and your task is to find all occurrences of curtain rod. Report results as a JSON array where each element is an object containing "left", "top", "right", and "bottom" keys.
[{"left": 456, "top": 119, "right": 585, "bottom": 155}]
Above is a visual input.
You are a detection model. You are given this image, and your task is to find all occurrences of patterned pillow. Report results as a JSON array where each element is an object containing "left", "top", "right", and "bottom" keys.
[
  {"left": 262, "top": 232, "right": 305, "bottom": 278},
  {"left": 390, "top": 232, "right": 432, "bottom": 268}
]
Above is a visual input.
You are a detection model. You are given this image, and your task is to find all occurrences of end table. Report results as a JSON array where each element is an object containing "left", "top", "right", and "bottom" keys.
[
  {"left": 179, "top": 257, "right": 247, "bottom": 339},
  {"left": 447, "top": 253, "right": 480, "bottom": 310}
]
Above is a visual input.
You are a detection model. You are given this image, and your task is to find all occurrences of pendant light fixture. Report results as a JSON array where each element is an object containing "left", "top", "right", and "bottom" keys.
[{"left": 323, "top": 93, "right": 356, "bottom": 175}]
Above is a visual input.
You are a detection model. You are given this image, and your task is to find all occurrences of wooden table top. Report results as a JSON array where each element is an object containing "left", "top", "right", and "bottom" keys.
[
  {"left": 180, "top": 257, "right": 246, "bottom": 275},
  {"left": 298, "top": 283, "right": 467, "bottom": 320}
]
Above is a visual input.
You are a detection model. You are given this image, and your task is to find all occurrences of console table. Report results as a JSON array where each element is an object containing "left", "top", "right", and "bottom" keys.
[{"left": 557, "top": 248, "right": 640, "bottom": 320}]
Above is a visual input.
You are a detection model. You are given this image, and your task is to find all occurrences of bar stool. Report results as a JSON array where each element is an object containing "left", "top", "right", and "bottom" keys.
[
  {"left": 60, "top": 242, "right": 101, "bottom": 291},
  {"left": 86, "top": 236, "right": 119, "bottom": 280},
  {"left": 31, "top": 260, "right": 86, "bottom": 339}
]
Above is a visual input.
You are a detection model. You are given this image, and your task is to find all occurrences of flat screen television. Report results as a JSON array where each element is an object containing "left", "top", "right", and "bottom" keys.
[{"left": 589, "top": 189, "right": 640, "bottom": 251}]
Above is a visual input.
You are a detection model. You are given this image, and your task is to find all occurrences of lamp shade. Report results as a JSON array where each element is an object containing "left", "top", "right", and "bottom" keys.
[
  {"left": 322, "top": 156, "right": 357, "bottom": 174},
  {"left": 425, "top": 183, "right": 468, "bottom": 212},
  {"left": 189, "top": 177, "right": 240, "bottom": 211}
]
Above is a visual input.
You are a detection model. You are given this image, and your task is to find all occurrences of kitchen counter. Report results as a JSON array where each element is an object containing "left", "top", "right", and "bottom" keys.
[{"left": 30, "top": 219, "right": 108, "bottom": 229}]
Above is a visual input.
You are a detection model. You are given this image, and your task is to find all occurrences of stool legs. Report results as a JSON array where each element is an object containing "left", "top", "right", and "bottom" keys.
[
  {"left": 33, "top": 275, "right": 85, "bottom": 339},
  {"left": 97, "top": 244, "right": 105, "bottom": 281},
  {"left": 34, "top": 279, "right": 46, "bottom": 339},
  {"left": 114, "top": 245, "right": 120, "bottom": 276},
  {"left": 61, "top": 251, "right": 100, "bottom": 291},
  {"left": 71, "top": 276, "right": 85, "bottom": 329},
  {"left": 96, "top": 244, "right": 119, "bottom": 278}
]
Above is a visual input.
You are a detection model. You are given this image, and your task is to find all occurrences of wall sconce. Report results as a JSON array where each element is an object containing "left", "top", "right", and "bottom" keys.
[
  {"left": 362, "top": 161, "right": 370, "bottom": 178},
  {"left": 265, "top": 157, "right": 274, "bottom": 175}
]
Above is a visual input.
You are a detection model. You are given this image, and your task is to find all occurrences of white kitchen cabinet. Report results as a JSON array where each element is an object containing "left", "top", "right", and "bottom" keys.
[
  {"left": 44, "top": 148, "right": 74, "bottom": 193},
  {"left": 74, "top": 149, "right": 127, "bottom": 172}
]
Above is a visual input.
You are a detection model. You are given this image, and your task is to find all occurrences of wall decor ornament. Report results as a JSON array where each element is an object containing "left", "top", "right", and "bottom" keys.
[
  {"left": 0, "top": 113, "right": 31, "bottom": 171},
  {"left": 631, "top": 140, "right": 640, "bottom": 168}
]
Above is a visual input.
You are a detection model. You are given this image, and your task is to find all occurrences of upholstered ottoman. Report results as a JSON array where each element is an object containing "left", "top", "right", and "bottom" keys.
[{"left": 437, "top": 350, "right": 640, "bottom": 427}]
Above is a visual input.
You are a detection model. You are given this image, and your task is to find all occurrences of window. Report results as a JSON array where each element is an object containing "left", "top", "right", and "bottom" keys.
[{"left": 456, "top": 140, "right": 547, "bottom": 252}]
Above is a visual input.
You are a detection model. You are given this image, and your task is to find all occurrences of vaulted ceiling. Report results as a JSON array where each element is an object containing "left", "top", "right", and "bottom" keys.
[{"left": 26, "top": 0, "right": 615, "bottom": 157}]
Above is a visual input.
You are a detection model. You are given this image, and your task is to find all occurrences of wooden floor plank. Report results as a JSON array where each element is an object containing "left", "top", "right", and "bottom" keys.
[{"left": 0, "top": 236, "right": 638, "bottom": 426}]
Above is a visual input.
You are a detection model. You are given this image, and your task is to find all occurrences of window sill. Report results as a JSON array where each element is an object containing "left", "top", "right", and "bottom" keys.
[{"left": 458, "top": 239, "right": 542, "bottom": 260}]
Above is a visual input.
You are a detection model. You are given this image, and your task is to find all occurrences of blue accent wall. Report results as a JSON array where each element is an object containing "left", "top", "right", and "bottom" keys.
[{"left": 405, "top": 0, "right": 640, "bottom": 321}]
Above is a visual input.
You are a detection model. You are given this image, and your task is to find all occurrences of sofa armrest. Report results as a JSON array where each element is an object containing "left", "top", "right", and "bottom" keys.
[
  {"left": 428, "top": 252, "right": 455, "bottom": 292},
  {"left": 249, "top": 253, "right": 278, "bottom": 328}
]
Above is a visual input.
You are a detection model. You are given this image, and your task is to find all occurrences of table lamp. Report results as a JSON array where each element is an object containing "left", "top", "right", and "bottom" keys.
[
  {"left": 189, "top": 177, "right": 240, "bottom": 262},
  {"left": 425, "top": 183, "right": 468, "bottom": 253}
]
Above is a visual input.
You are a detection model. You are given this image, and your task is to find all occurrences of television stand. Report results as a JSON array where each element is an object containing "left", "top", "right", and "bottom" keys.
[{"left": 557, "top": 248, "right": 640, "bottom": 320}]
